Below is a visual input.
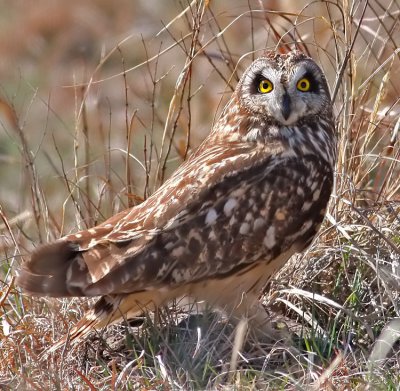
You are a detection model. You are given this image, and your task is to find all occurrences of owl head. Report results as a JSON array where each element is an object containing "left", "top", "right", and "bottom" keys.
[{"left": 237, "top": 51, "right": 332, "bottom": 126}]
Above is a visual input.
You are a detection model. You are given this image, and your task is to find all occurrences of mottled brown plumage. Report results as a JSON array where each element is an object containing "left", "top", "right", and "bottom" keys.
[{"left": 17, "top": 51, "right": 336, "bottom": 350}]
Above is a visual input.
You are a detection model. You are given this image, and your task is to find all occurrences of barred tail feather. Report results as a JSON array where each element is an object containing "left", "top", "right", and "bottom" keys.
[
  {"left": 46, "top": 291, "right": 162, "bottom": 354},
  {"left": 46, "top": 295, "right": 121, "bottom": 354}
]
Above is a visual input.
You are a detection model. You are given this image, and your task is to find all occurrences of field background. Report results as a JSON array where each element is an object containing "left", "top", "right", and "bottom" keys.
[{"left": 0, "top": 0, "right": 400, "bottom": 389}]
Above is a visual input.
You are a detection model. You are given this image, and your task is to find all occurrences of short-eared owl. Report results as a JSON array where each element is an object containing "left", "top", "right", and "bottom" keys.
[{"left": 17, "top": 51, "right": 336, "bottom": 348}]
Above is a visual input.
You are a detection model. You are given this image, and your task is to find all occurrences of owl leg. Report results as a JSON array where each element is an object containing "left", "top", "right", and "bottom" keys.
[
  {"left": 224, "top": 292, "right": 290, "bottom": 342},
  {"left": 190, "top": 279, "right": 288, "bottom": 342}
]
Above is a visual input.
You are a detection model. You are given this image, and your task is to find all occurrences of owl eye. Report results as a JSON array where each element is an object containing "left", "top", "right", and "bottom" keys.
[
  {"left": 258, "top": 79, "right": 273, "bottom": 94},
  {"left": 297, "top": 78, "right": 311, "bottom": 92}
]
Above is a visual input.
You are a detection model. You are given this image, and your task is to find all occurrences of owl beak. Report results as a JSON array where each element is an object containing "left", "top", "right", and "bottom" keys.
[{"left": 281, "top": 93, "right": 291, "bottom": 120}]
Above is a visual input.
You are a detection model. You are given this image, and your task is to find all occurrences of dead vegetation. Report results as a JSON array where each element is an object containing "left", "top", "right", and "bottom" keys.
[{"left": 0, "top": 0, "right": 400, "bottom": 389}]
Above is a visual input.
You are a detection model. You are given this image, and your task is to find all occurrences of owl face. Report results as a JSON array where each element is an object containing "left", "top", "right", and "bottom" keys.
[{"left": 238, "top": 52, "right": 331, "bottom": 126}]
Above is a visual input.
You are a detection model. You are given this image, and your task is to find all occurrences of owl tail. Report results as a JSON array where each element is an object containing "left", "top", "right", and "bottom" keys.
[
  {"left": 44, "top": 295, "right": 116, "bottom": 353},
  {"left": 47, "top": 294, "right": 143, "bottom": 354}
]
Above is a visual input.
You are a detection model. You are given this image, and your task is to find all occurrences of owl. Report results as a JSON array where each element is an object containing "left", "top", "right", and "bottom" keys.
[{"left": 17, "top": 51, "right": 336, "bottom": 349}]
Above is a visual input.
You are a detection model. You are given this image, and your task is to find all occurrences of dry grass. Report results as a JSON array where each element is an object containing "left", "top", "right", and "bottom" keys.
[{"left": 1, "top": 0, "right": 400, "bottom": 389}]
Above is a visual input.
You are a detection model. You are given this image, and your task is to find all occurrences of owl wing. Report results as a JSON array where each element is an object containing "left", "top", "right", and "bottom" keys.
[
  {"left": 17, "top": 140, "right": 333, "bottom": 298},
  {"left": 17, "top": 140, "right": 255, "bottom": 296}
]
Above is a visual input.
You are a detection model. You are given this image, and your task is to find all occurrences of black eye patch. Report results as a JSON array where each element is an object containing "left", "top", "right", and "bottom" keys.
[
  {"left": 299, "top": 71, "right": 319, "bottom": 93},
  {"left": 251, "top": 73, "right": 268, "bottom": 94}
]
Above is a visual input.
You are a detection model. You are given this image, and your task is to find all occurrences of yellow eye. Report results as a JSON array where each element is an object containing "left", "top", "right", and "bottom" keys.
[
  {"left": 258, "top": 79, "right": 273, "bottom": 94},
  {"left": 297, "top": 78, "right": 311, "bottom": 92}
]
